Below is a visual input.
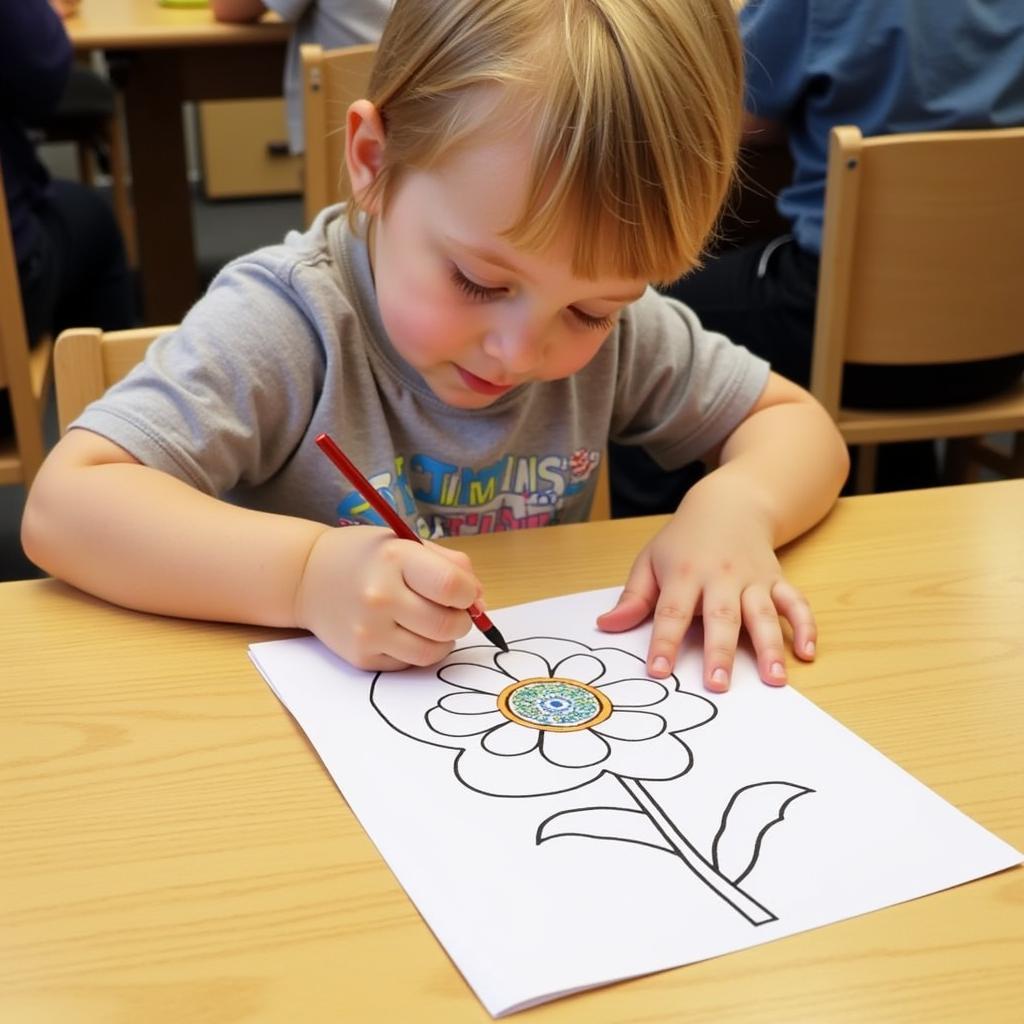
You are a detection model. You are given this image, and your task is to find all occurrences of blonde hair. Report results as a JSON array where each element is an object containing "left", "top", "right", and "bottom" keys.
[{"left": 351, "top": 0, "right": 743, "bottom": 283}]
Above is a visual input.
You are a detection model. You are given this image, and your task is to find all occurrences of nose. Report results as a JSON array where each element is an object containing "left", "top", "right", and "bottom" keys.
[{"left": 483, "top": 312, "right": 547, "bottom": 375}]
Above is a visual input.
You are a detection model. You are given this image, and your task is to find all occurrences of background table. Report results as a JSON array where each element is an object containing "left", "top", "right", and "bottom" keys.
[
  {"left": 67, "top": 1, "right": 288, "bottom": 323},
  {"left": 2, "top": 481, "right": 1022, "bottom": 1022}
]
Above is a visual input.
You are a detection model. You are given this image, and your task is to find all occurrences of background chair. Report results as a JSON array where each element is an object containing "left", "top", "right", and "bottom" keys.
[
  {"left": 30, "top": 66, "right": 136, "bottom": 266},
  {"left": 0, "top": 167, "right": 53, "bottom": 489},
  {"left": 810, "top": 124, "right": 1024, "bottom": 492},
  {"left": 301, "top": 43, "right": 377, "bottom": 227},
  {"left": 54, "top": 325, "right": 171, "bottom": 434}
]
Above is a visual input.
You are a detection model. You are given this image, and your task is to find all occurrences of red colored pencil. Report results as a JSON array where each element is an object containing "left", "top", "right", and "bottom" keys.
[{"left": 315, "top": 432, "right": 509, "bottom": 652}]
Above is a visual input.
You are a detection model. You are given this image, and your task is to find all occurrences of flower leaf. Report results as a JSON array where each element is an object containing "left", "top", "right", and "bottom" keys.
[
  {"left": 536, "top": 805, "right": 673, "bottom": 854},
  {"left": 712, "top": 782, "right": 814, "bottom": 884}
]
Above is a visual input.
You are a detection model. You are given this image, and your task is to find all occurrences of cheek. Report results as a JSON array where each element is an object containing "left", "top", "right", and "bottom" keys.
[
  {"left": 542, "top": 331, "right": 609, "bottom": 380},
  {"left": 375, "top": 254, "right": 469, "bottom": 364}
]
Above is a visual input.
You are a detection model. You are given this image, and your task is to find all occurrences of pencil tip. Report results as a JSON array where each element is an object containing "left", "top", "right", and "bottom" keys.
[{"left": 484, "top": 625, "right": 509, "bottom": 652}]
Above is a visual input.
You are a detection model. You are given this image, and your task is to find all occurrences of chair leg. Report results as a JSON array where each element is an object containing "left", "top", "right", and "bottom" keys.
[
  {"left": 76, "top": 141, "right": 95, "bottom": 186},
  {"left": 853, "top": 443, "right": 878, "bottom": 494},
  {"left": 943, "top": 437, "right": 976, "bottom": 484},
  {"left": 105, "top": 100, "right": 137, "bottom": 267}
]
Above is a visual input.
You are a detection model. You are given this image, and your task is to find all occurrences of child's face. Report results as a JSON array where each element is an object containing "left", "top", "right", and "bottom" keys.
[{"left": 366, "top": 130, "right": 648, "bottom": 410}]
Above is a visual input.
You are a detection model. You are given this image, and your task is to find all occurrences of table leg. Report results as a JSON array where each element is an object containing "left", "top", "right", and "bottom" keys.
[{"left": 117, "top": 50, "right": 200, "bottom": 324}]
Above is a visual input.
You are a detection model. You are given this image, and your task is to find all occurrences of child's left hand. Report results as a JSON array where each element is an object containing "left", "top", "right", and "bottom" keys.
[{"left": 596, "top": 479, "right": 816, "bottom": 692}]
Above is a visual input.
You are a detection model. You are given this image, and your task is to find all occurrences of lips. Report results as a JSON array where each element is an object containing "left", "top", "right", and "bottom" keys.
[{"left": 455, "top": 365, "right": 515, "bottom": 396}]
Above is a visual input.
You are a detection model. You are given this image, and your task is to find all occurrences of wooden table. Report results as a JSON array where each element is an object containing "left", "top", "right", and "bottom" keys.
[
  {"left": 66, "top": 1, "right": 289, "bottom": 323},
  {"left": 2, "top": 481, "right": 1022, "bottom": 1022}
]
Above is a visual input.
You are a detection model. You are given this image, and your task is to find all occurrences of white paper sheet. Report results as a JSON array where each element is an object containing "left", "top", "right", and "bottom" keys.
[{"left": 249, "top": 587, "right": 1021, "bottom": 1017}]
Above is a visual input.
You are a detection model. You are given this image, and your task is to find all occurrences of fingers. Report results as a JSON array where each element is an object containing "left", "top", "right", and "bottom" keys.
[
  {"left": 741, "top": 584, "right": 788, "bottom": 687},
  {"left": 772, "top": 579, "right": 817, "bottom": 661},
  {"left": 700, "top": 586, "right": 742, "bottom": 692},
  {"left": 644, "top": 572, "right": 701, "bottom": 680},
  {"left": 596, "top": 553, "right": 661, "bottom": 634}
]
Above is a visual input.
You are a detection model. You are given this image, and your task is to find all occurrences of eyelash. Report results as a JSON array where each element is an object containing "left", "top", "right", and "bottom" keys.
[{"left": 449, "top": 265, "right": 614, "bottom": 331}]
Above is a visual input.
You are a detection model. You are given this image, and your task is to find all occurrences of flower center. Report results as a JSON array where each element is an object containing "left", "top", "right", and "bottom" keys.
[{"left": 496, "top": 677, "right": 613, "bottom": 732}]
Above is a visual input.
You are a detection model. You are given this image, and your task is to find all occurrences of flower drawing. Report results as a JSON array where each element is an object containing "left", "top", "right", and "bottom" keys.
[{"left": 371, "top": 636, "right": 812, "bottom": 925}]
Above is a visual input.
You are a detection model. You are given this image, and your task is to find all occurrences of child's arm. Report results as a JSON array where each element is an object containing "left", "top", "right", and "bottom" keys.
[
  {"left": 597, "top": 371, "right": 849, "bottom": 691},
  {"left": 22, "top": 429, "right": 482, "bottom": 671}
]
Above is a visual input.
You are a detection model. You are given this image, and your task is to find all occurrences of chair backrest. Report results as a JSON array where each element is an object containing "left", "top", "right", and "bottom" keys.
[
  {"left": 811, "top": 124, "right": 1024, "bottom": 417},
  {"left": 54, "top": 326, "right": 172, "bottom": 434},
  {"left": 0, "top": 164, "right": 52, "bottom": 487},
  {"left": 301, "top": 42, "right": 377, "bottom": 227}
]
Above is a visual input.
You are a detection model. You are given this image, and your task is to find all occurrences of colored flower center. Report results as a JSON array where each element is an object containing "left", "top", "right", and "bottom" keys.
[{"left": 497, "top": 677, "right": 613, "bottom": 732}]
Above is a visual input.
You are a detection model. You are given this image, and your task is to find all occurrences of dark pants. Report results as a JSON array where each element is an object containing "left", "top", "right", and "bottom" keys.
[
  {"left": 19, "top": 178, "right": 136, "bottom": 344},
  {"left": 2, "top": 179, "right": 136, "bottom": 438},
  {"left": 610, "top": 237, "right": 1024, "bottom": 514}
]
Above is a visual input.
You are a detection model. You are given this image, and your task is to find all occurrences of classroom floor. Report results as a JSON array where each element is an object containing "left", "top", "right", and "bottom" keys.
[{"left": 0, "top": 189, "right": 304, "bottom": 582}]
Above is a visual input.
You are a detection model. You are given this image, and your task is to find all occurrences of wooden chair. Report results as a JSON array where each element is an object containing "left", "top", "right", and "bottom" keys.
[
  {"left": 54, "top": 325, "right": 172, "bottom": 434},
  {"left": 0, "top": 167, "right": 54, "bottom": 489},
  {"left": 32, "top": 66, "right": 136, "bottom": 267},
  {"left": 810, "top": 125, "right": 1024, "bottom": 492},
  {"left": 300, "top": 43, "right": 377, "bottom": 227}
]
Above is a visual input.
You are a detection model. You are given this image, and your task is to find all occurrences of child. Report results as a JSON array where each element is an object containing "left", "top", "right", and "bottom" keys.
[{"left": 22, "top": 0, "right": 849, "bottom": 693}]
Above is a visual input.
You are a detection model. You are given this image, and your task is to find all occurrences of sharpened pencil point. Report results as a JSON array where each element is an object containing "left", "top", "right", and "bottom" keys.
[{"left": 483, "top": 624, "right": 509, "bottom": 652}]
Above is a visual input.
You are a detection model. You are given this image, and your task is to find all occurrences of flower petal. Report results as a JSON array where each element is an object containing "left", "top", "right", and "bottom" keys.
[
  {"left": 454, "top": 743, "right": 603, "bottom": 796},
  {"left": 494, "top": 649, "right": 551, "bottom": 681},
  {"left": 593, "top": 709, "right": 666, "bottom": 741},
  {"left": 426, "top": 706, "right": 505, "bottom": 737},
  {"left": 482, "top": 721, "right": 540, "bottom": 756},
  {"left": 551, "top": 653, "right": 606, "bottom": 685},
  {"left": 437, "top": 662, "right": 510, "bottom": 695},
  {"left": 541, "top": 728, "right": 610, "bottom": 768},
  {"left": 597, "top": 677, "right": 668, "bottom": 708},
  {"left": 438, "top": 691, "right": 499, "bottom": 715},
  {"left": 602, "top": 733, "right": 694, "bottom": 781},
  {"left": 659, "top": 689, "right": 718, "bottom": 733}
]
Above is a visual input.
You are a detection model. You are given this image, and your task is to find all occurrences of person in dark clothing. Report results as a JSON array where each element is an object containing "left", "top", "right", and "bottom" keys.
[{"left": 1, "top": 0, "right": 135, "bottom": 351}]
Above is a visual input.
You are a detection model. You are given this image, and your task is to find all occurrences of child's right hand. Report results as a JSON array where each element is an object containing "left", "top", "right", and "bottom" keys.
[{"left": 294, "top": 526, "right": 482, "bottom": 671}]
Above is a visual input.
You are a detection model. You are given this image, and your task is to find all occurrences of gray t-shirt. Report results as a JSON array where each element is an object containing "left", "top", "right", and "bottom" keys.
[{"left": 74, "top": 207, "right": 769, "bottom": 538}]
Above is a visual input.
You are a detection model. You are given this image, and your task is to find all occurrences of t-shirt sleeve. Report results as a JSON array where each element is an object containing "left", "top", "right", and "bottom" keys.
[
  {"left": 609, "top": 289, "right": 770, "bottom": 470},
  {"left": 71, "top": 258, "right": 327, "bottom": 496},
  {"left": 740, "top": 0, "right": 812, "bottom": 121}
]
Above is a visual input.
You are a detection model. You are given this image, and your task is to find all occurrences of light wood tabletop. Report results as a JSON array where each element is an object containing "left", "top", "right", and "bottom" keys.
[
  {"left": 66, "top": 0, "right": 288, "bottom": 50},
  {"left": 2, "top": 480, "right": 1022, "bottom": 1023},
  {"left": 66, "top": 2, "right": 289, "bottom": 324}
]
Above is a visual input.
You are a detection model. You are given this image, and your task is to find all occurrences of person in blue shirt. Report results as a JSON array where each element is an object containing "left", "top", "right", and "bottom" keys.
[
  {"left": 0, "top": 0, "right": 135, "bottom": 351},
  {"left": 612, "top": 0, "right": 1024, "bottom": 509}
]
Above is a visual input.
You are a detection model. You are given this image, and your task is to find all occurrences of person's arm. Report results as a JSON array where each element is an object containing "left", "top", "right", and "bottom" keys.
[
  {"left": 210, "top": 0, "right": 268, "bottom": 24},
  {"left": 22, "top": 429, "right": 482, "bottom": 671},
  {"left": 598, "top": 372, "right": 849, "bottom": 691},
  {"left": 0, "top": 0, "right": 73, "bottom": 116}
]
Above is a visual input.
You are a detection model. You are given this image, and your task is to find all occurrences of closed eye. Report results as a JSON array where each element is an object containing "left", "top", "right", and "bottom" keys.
[
  {"left": 569, "top": 307, "right": 615, "bottom": 331},
  {"left": 450, "top": 265, "right": 503, "bottom": 300},
  {"left": 451, "top": 263, "right": 615, "bottom": 331}
]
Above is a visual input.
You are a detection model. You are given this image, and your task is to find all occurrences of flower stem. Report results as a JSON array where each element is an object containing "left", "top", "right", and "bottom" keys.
[{"left": 618, "top": 776, "right": 776, "bottom": 925}]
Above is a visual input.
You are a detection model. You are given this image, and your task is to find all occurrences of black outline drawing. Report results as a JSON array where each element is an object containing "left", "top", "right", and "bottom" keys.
[{"left": 371, "top": 636, "right": 813, "bottom": 926}]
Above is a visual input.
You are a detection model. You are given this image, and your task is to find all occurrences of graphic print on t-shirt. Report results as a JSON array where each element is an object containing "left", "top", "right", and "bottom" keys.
[{"left": 335, "top": 448, "right": 602, "bottom": 536}]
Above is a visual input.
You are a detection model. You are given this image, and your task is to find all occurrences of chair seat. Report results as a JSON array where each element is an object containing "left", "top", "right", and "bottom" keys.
[
  {"left": 838, "top": 379, "right": 1024, "bottom": 445},
  {"left": 37, "top": 68, "right": 117, "bottom": 136}
]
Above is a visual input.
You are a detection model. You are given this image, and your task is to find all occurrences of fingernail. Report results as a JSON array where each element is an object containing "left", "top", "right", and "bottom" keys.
[
  {"left": 770, "top": 661, "right": 786, "bottom": 680},
  {"left": 710, "top": 667, "right": 729, "bottom": 691},
  {"left": 804, "top": 640, "right": 816, "bottom": 657},
  {"left": 651, "top": 656, "right": 670, "bottom": 676}
]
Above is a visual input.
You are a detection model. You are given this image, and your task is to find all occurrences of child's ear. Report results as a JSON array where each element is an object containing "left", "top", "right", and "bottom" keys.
[{"left": 346, "top": 100, "right": 386, "bottom": 214}]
